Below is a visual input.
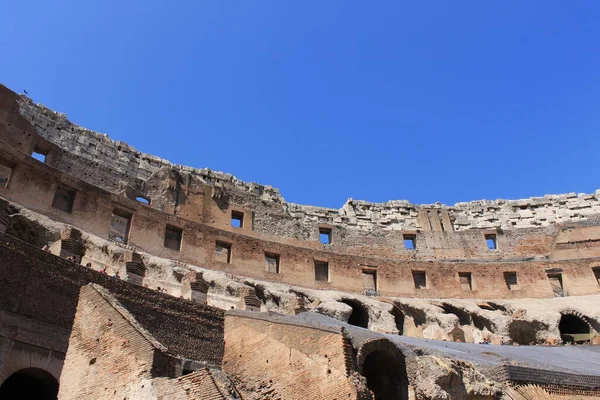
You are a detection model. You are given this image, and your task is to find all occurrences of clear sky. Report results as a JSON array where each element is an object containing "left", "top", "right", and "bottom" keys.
[{"left": 2, "top": 2, "right": 600, "bottom": 208}]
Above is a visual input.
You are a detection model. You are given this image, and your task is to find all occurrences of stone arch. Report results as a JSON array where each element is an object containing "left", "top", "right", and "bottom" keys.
[
  {"left": 440, "top": 303, "right": 471, "bottom": 326},
  {"left": 340, "top": 299, "right": 369, "bottom": 329},
  {"left": 559, "top": 313, "right": 592, "bottom": 344},
  {"left": 389, "top": 304, "right": 405, "bottom": 335},
  {"left": 0, "top": 368, "right": 59, "bottom": 400},
  {"left": 471, "top": 313, "right": 495, "bottom": 331},
  {"left": 401, "top": 304, "right": 426, "bottom": 327},
  {"left": 357, "top": 339, "right": 409, "bottom": 400}
]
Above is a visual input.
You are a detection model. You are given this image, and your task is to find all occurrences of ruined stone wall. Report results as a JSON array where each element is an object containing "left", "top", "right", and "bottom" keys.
[
  {"left": 14, "top": 93, "right": 600, "bottom": 238},
  {"left": 58, "top": 285, "right": 169, "bottom": 400},
  {"left": 223, "top": 311, "right": 366, "bottom": 400},
  {"left": 2, "top": 143, "right": 600, "bottom": 299},
  {"left": 0, "top": 232, "right": 225, "bottom": 368}
]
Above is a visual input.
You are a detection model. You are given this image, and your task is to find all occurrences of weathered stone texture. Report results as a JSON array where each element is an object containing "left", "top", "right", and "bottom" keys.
[
  {"left": 16, "top": 95, "right": 600, "bottom": 238},
  {"left": 223, "top": 311, "right": 365, "bottom": 400}
]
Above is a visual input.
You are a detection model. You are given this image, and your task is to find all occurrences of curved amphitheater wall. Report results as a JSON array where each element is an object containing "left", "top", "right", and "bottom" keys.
[{"left": 1, "top": 84, "right": 600, "bottom": 299}]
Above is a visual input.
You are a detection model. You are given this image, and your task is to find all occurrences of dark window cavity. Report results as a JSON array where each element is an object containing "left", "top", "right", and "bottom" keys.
[
  {"left": 315, "top": 261, "right": 329, "bottom": 281},
  {"left": 164, "top": 225, "right": 183, "bottom": 251},
  {"left": 51, "top": 185, "right": 76, "bottom": 214}
]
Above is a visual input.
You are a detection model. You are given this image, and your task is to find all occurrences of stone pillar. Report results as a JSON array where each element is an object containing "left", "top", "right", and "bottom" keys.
[
  {"left": 237, "top": 287, "right": 261, "bottom": 312},
  {"left": 124, "top": 251, "right": 145, "bottom": 286},
  {"left": 58, "top": 227, "right": 85, "bottom": 263},
  {"left": 292, "top": 295, "right": 307, "bottom": 315},
  {"left": 182, "top": 272, "right": 209, "bottom": 304}
]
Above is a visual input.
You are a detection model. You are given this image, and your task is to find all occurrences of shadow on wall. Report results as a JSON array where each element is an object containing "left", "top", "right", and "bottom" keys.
[
  {"left": 0, "top": 368, "right": 58, "bottom": 400},
  {"left": 508, "top": 320, "right": 548, "bottom": 345}
]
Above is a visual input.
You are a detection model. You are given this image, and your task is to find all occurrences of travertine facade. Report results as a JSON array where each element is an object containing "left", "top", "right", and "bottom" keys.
[{"left": 1, "top": 83, "right": 600, "bottom": 399}]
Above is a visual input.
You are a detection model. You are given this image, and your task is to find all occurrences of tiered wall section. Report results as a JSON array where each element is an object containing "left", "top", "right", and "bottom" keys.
[{"left": 1, "top": 84, "right": 600, "bottom": 299}]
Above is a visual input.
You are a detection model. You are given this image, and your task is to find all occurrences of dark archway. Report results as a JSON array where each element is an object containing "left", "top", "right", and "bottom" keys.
[
  {"left": 559, "top": 314, "right": 591, "bottom": 344},
  {"left": 0, "top": 368, "right": 58, "bottom": 400},
  {"left": 440, "top": 303, "right": 471, "bottom": 326},
  {"left": 390, "top": 306, "right": 405, "bottom": 335},
  {"left": 362, "top": 350, "right": 408, "bottom": 400},
  {"left": 341, "top": 299, "right": 369, "bottom": 328}
]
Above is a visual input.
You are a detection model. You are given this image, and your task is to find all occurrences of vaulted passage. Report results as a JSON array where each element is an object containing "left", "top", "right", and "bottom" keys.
[
  {"left": 559, "top": 314, "right": 591, "bottom": 344},
  {"left": 0, "top": 368, "right": 59, "bottom": 400},
  {"left": 341, "top": 299, "right": 369, "bottom": 328},
  {"left": 362, "top": 350, "right": 408, "bottom": 400}
]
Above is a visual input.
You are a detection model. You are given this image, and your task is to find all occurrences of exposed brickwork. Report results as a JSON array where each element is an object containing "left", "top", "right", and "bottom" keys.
[
  {"left": 223, "top": 311, "right": 363, "bottom": 400},
  {"left": 58, "top": 285, "right": 168, "bottom": 400},
  {"left": 0, "top": 232, "right": 224, "bottom": 364}
]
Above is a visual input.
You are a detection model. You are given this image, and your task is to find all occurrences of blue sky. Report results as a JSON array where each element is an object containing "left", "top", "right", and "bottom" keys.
[{"left": 2, "top": 2, "right": 600, "bottom": 208}]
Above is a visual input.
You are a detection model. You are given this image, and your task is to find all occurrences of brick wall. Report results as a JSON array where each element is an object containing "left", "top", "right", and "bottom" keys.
[
  {"left": 0, "top": 232, "right": 225, "bottom": 366},
  {"left": 58, "top": 285, "right": 166, "bottom": 400},
  {"left": 223, "top": 311, "right": 363, "bottom": 400}
]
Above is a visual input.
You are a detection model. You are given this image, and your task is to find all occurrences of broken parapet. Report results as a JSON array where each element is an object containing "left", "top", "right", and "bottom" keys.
[
  {"left": 55, "top": 226, "right": 85, "bottom": 263},
  {"left": 125, "top": 251, "right": 145, "bottom": 286},
  {"left": 17, "top": 94, "right": 600, "bottom": 233}
]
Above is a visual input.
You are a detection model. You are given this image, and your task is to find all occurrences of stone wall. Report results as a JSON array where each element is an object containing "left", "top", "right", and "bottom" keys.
[
  {"left": 223, "top": 311, "right": 368, "bottom": 400},
  {"left": 0, "top": 231, "right": 225, "bottom": 377},
  {"left": 2, "top": 142, "right": 600, "bottom": 299},
  {"left": 58, "top": 285, "right": 171, "bottom": 400},
  {"left": 15, "top": 93, "right": 600, "bottom": 235}
]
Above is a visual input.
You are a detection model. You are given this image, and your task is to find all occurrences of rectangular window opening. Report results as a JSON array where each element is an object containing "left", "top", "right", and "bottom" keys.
[
  {"left": 485, "top": 234, "right": 497, "bottom": 250},
  {"left": 215, "top": 241, "right": 232, "bottom": 264},
  {"left": 362, "top": 269, "right": 377, "bottom": 295},
  {"left": 504, "top": 272, "right": 519, "bottom": 290},
  {"left": 51, "top": 185, "right": 76, "bottom": 214},
  {"left": 547, "top": 273, "right": 564, "bottom": 296},
  {"left": 265, "top": 252, "right": 280, "bottom": 274},
  {"left": 319, "top": 228, "right": 332, "bottom": 245},
  {"left": 32, "top": 148, "right": 47, "bottom": 163},
  {"left": 0, "top": 161, "right": 13, "bottom": 188},
  {"left": 109, "top": 209, "right": 132, "bottom": 244},
  {"left": 404, "top": 234, "right": 416, "bottom": 250},
  {"left": 593, "top": 267, "right": 600, "bottom": 286},
  {"left": 231, "top": 210, "right": 244, "bottom": 228},
  {"left": 136, "top": 196, "right": 150, "bottom": 205},
  {"left": 164, "top": 225, "right": 183, "bottom": 251},
  {"left": 315, "top": 261, "right": 329, "bottom": 282},
  {"left": 412, "top": 270, "right": 427, "bottom": 289},
  {"left": 458, "top": 272, "right": 473, "bottom": 291}
]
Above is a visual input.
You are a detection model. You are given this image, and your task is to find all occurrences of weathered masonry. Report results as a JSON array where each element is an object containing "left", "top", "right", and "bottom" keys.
[{"left": 1, "top": 83, "right": 600, "bottom": 400}]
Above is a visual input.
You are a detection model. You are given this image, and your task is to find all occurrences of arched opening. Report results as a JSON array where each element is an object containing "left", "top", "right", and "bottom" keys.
[
  {"left": 341, "top": 299, "right": 369, "bottom": 328},
  {"left": 402, "top": 305, "right": 426, "bottom": 327},
  {"left": 440, "top": 303, "right": 471, "bottom": 326},
  {"left": 559, "top": 314, "right": 591, "bottom": 344},
  {"left": 471, "top": 313, "right": 494, "bottom": 331},
  {"left": 0, "top": 368, "right": 58, "bottom": 400},
  {"left": 390, "top": 306, "right": 405, "bottom": 335},
  {"left": 362, "top": 350, "right": 408, "bottom": 400}
]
